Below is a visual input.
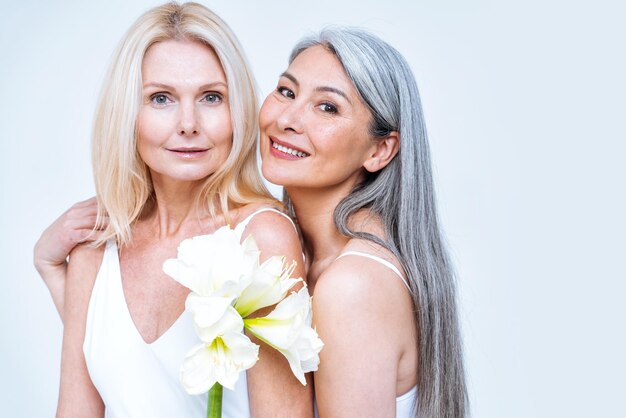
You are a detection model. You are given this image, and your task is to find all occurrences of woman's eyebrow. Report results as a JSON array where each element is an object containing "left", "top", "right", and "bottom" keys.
[
  {"left": 142, "top": 81, "right": 227, "bottom": 90},
  {"left": 280, "top": 71, "right": 351, "bottom": 104},
  {"left": 314, "top": 86, "right": 351, "bottom": 104},
  {"left": 280, "top": 71, "right": 299, "bottom": 86}
]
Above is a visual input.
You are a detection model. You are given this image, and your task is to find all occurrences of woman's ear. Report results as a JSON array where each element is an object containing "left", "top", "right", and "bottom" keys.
[{"left": 363, "top": 131, "right": 400, "bottom": 173}]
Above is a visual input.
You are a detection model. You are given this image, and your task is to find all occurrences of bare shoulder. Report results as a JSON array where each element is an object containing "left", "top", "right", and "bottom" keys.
[
  {"left": 312, "top": 241, "right": 418, "bottom": 412},
  {"left": 314, "top": 244, "right": 410, "bottom": 315},
  {"left": 237, "top": 204, "right": 300, "bottom": 254},
  {"left": 311, "top": 245, "right": 413, "bottom": 411},
  {"left": 237, "top": 204, "right": 297, "bottom": 241},
  {"left": 236, "top": 203, "right": 305, "bottom": 278},
  {"left": 312, "top": 240, "right": 416, "bottom": 352}
]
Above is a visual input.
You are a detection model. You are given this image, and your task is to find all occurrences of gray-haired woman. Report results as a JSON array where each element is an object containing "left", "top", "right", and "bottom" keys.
[{"left": 259, "top": 28, "right": 467, "bottom": 418}]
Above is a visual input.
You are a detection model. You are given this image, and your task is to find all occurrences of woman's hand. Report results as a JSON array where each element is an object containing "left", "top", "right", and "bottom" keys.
[{"left": 33, "top": 197, "right": 105, "bottom": 319}]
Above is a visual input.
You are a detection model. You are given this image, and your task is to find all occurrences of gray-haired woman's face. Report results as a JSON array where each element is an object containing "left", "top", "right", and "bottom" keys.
[{"left": 258, "top": 45, "right": 377, "bottom": 191}]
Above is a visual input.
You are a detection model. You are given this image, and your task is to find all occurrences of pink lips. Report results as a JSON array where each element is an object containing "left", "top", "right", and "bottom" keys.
[
  {"left": 166, "top": 147, "right": 209, "bottom": 159},
  {"left": 268, "top": 136, "right": 309, "bottom": 160}
]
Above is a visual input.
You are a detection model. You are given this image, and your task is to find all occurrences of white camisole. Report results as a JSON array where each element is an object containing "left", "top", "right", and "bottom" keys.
[
  {"left": 83, "top": 208, "right": 291, "bottom": 418},
  {"left": 334, "top": 251, "right": 418, "bottom": 418}
]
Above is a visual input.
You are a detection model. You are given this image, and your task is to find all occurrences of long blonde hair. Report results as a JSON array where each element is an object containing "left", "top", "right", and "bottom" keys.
[{"left": 92, "top": 2, "right": 274, "bottom": 246}]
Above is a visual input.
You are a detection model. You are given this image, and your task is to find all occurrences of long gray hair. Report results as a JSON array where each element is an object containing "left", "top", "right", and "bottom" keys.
[{"left": 287, "top": 28, "right": 468, "bottom": 417}]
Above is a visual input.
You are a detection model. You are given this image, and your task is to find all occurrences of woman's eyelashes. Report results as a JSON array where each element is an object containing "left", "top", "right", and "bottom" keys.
[
  {"left": 277, "top": 86, "right": 295, "bottom": 99},
  {"left": 150, "top": 93, "right": 172, "bottom": 105},
  {"left": 148, "top": 92, "right": 223, "bottom": 106},
  {"left": 276, "top": 85, "right": 340, "bottom": 115},
  {"left": 201, "top": 92, "right": 223, "bottom": 104},
  {"left": 318, "top": 102, "right": 338, "bottom": 114}
]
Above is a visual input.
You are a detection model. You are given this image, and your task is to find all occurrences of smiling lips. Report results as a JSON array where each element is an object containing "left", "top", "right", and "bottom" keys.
[{"left": 270, "top": 138, "right": 310, "bottom": 159}]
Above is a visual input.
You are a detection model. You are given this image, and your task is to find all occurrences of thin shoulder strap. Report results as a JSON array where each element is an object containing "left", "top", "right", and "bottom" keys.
[
  {"left": 336, "top": 251, "right": 411, "bottom": 291},
  {"left": 234, "top": 207, "right": 297, "bottom": 237}
]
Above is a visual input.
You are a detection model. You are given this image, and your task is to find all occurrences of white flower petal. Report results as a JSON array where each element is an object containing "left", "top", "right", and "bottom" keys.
[
  {"left": 163, "top": 226, "right": 261, "bottom": 298},
  {"left": 180, "top": 334, "right": 259, "bottom": 393},
  {"left": 185, "top": 295, "right": 234, "bottom": 328},
  {"left": 220, "top": 332, "right": 260, "bottom": 371},
  {"left": 235, "top": 257, "right": 302, "bottom": 317},
  {"left": 180, "top": 343, "right": 218, "bottom": 395},
  {"left": 186, "top": 296, "right": 244, "bottom": 344},
  {"left": 163, "top": 257, "right": 207, "bottom": 295},
  {"left": 280, "top": 347, "right": 307, "bottom": 385},
  {"left": 294, "top": 327, "right": 324, "bottom": 373},
  {"left": 244, "top": 287, "right": 323, "bottom": 385}
]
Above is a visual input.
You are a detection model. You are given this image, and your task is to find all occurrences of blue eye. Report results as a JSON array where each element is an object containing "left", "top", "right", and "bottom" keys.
[
  {"left": 277, "top": 86, "right": 295, "bottom": 99},
  {"left": 151, "top": 94, "right": 170, "bottom": 105},
  {"left": 203, "top": 93, "right": 222, "bottom": 103}
]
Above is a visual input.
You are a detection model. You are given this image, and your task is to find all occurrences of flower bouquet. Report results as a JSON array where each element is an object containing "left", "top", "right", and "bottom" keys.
[{"left": 163, "top": 225, "right": 323, "bottom": 417}]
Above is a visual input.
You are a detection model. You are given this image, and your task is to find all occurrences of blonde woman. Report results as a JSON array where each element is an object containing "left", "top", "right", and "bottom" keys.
[{"left": 50, "top": 3, "right": 312, "bottom": 417}]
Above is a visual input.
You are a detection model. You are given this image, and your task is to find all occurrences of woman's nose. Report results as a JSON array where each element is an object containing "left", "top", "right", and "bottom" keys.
[
  {"left": 275, "top": 100, "right": 305, "bottom": 134},
  {"left": 177, "top": 102, "right": 199, "bottom": 136}
]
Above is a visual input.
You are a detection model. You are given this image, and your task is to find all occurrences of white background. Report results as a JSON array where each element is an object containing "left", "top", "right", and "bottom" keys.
[{"left": 1, "top": 0, "right": 625, "bottom": 417}]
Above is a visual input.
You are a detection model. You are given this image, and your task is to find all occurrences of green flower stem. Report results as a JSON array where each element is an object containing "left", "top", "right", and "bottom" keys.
[{"left": 207, "top": 383, "right": 223, "bottom": 418}]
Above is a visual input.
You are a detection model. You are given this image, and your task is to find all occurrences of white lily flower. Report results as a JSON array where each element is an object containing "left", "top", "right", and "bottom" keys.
[
  {"left": 234, "top": 256, "right": 302, "bottom": 317},
  {"left": 185, "top": 294, "right": 243, "bottom": 343},
  {"left": 180, "top": 332, "right": 259, "bottom": 394},
  {"left": 244, "top": 287, "right": 324, "bottom": 385},
  {"left": 163, "top": 226, "right": 260, "bottom": 298},
  {"left": 163, "top": 226, "right": 324, "bottom": 404}
]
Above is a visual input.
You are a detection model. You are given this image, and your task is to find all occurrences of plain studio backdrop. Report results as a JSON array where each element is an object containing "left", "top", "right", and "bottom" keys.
[{"left": 1, "top": 0, "right": 624, "bottom": 416}]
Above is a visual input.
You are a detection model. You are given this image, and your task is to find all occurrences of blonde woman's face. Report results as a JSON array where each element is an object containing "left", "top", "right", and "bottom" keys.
[
  {"left": 137, "top": 40, "right": 232, "bottom": 186},
  {"left": 259, "top": 45, "right": 375, "bottom": 190}
]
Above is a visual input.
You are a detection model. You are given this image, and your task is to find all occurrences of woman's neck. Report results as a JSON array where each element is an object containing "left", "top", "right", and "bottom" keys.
[
  {"left": 287, "top": 186, "right": 350, "bottom": 274},
  {"left": 287, "top": 181, "right": 388, "bottom": 284},
  {"left": 141, "top": 176, "right": 215, "bottom": 239}
]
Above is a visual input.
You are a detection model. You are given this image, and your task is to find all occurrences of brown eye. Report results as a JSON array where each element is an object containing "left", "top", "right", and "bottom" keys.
[
  {"left": 319, "top": 102, "right": 338, "bottom": 114},
  {"left": 277, "top": 86, "right": 295, "bottom": 99}
]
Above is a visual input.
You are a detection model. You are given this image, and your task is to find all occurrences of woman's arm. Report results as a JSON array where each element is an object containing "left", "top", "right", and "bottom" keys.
[
  {"left": 242, "top": 210, "right": 314, "bottom": 418},
  {"left": 312, "top": 257, "right": 413, "bottom": 418},
  {"left": 56, "top": 244, "right": 105, "bottom": 417},
  {"left": 33, "top": 197, "right": 102, "bottom": 319}
]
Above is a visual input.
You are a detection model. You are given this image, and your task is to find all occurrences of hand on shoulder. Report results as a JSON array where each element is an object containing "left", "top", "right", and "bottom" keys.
[
  {"left": 34, "top": 197, "right": 105, "bottom": 274},
  {"left": 34, "top": 197, "right": 106, "bottom": 318}
]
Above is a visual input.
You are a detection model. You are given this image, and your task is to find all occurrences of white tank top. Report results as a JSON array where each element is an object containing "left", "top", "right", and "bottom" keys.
[
  {"left": 334, "top": 251, "right": 418, "bottom": 417},
  {"left": 83, "top": 208, "right": 292, "bottom": 418}
]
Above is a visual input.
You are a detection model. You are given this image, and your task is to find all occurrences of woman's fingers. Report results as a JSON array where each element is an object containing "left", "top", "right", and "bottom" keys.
[{"left": 34, "top": 197, "right": 104, "bottom": 269}]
